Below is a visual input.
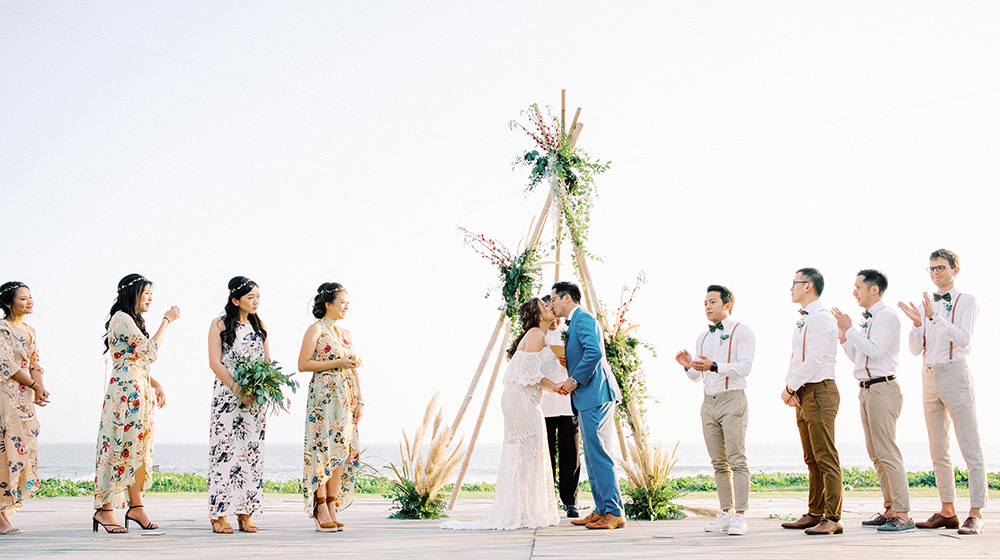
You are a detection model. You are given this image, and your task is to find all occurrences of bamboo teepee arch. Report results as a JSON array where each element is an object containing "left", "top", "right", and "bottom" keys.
[{"left": 446, "top": 90, "right": 629, "bottom": 510}]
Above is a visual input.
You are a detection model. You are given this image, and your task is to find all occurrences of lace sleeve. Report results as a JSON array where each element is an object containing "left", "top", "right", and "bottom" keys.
[
  {"left": 540, "top": 349, "right": 559, "bottom": 382},
  {"left": 504, "top": 352, "right": 548, "bottom": 387}
]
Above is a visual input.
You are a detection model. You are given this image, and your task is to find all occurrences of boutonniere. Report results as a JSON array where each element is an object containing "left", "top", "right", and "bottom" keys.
[
  {"left": 860, "top": 321, "right": 869, "bottom": 329},
  {"left": 560, "top": 331, "right": 569, "bottom": 344},
  {"left": 945, "top": 303, "right": 953, "bottom": 312},
  {"left": 796, "top": 319, "right": 805, "bottom": 330},
  {"left": 720, "top": 334, "right": 730, "bottom": 341}
]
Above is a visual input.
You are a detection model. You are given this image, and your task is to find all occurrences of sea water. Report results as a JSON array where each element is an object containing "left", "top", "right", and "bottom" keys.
[{"left": 38, "top": 440, "right": 998, "bottom": 483}]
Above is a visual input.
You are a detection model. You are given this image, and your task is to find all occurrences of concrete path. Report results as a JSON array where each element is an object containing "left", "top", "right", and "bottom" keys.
[{"left": 3, "top": 495, "right": 997, "bottom": 559}]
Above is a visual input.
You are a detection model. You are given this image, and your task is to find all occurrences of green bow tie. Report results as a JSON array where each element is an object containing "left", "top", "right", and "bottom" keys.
[
  {"left": 934, "top": 293, "right": 951, "bottom": 302},
  {"left": 709, "top": 322, "right": 724, "bottom": 333}
]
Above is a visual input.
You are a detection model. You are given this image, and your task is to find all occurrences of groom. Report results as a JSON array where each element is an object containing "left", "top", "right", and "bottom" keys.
[{"left": 550, "top": 282, "right": 625, "bottom": 530}]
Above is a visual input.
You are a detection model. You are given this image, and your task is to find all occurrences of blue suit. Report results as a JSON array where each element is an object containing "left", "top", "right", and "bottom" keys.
[{"left": 565, "top": 306, "right": 623, "bottom": 517}]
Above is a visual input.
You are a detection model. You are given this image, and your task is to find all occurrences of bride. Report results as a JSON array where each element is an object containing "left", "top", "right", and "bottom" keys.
[{"left": 442, "top": 297, "right": 563, "bottom": 530}]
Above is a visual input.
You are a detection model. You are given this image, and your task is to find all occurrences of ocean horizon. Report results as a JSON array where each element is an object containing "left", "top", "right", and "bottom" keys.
[{"left": 38, "top": 440, "right": 1000, "bottom": 484}]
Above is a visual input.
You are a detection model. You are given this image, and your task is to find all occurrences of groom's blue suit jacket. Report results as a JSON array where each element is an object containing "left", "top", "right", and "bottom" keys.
[{"left": 565, "top": 307, "right": 622, "bottom": 411}]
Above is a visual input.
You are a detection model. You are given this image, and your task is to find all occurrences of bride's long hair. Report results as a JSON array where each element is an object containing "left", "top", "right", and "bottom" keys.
[{"left": 506, "top": 297, "right": 543, "bottom": 359}]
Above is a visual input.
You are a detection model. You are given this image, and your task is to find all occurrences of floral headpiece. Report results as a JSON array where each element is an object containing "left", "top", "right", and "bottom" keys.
[
  {"left": 229, "top": 278, "right": 255, "bottom": 295},
  {"left": 0, "top": 282, "right": 26, "bottom": 296},
  {"left": 118, "top": 276, "right": 148, "bottom": 293}
]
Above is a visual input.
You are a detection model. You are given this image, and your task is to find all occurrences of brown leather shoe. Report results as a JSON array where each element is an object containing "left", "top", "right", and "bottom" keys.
[
  {"left": 915, "top": 513, "right": 960, "bottom": 529},
  {"left": 571, "top": 511, "right": 602, "bottom": 526},
  {"left": 957, "top": 517, "right": 984, "bottom": 535},
  {"left": 804, "top": 518, "right": 844, "bottom": 535},
  {"left": 586, "top": 513, "right": 626, "bottom": 530},
  {"left": 781, "top": 513, "right": 823, "bottom": 529}
]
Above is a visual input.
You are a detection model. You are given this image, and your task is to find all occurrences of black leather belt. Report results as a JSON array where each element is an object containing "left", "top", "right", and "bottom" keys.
[{"left": 859, "top": 375, "right": 895, "bottom": 389}]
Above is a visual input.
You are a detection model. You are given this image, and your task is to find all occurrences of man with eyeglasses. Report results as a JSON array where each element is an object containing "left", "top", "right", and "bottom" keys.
[
  {"left": 831, "top": 270, "right": 912, "bottom": 532},
  {"left": 780, "top": 268, "right": 843, "bottom": 535},
  {"left": 899, "top": 249, "right": 986, "bottom": 535}
]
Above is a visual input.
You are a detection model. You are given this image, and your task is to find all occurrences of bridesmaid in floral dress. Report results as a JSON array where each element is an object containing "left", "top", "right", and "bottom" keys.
[
  {"left": 0, "top": 282, "right": 50, "bottom": 535},
  {"left": 206, "top": 277, "right": 269, "bottom": 534},
  {"left": 298, "top": 282, "right": 363, "bottom": 532},
  {"left": 93, "top": 274, "right": 180, "bottom": 534}
]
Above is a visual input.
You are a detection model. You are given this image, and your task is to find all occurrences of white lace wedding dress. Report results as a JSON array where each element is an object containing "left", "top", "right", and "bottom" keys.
[{"left": 441, "top": 348, "right": 561, "bottom": 530}]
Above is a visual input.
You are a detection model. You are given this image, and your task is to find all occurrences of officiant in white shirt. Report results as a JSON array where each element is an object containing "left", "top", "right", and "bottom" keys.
[{"left": 540, "top": 295, "right": 581, "bottom": 518}]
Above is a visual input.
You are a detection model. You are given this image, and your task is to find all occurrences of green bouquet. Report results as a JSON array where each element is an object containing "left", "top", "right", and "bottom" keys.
[{"left": 230, "top": 357, "right": 300, "bottom": 415}]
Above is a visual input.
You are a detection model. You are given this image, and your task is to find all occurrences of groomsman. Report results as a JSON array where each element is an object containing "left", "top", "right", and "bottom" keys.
[
  {"left": 675, "top": 285, "right": 755, "bottom": 536},
  {"left": 780, "top": 268, "right": 843, "bottom": 535},
  {"left": 540, "top": 296, "right": 581, "bottom": 518},
  {"left": 831, "top": 270, "right": 912, "bottom": 532},
  {"left": 899, "top": 249, "right": 986, "bottom": 535}
]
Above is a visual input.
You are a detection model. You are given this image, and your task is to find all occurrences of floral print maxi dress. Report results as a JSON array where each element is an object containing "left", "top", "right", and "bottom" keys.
[
  {"left": 0, "top": 320, "right": 41, "bottom": 514},
  {"left": 303, "top": 318, "right": 360, "bottom": 516},
  {"left": 208, "top": 322, "right": 267, "bottom": 518},
  {"left": 94, "top": 311, "right": 157, "bottom": 509}
]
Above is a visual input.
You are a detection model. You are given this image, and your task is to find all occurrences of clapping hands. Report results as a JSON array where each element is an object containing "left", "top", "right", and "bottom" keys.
[{"left": 675, "top": 350, "right": 711, "bottom": 371}]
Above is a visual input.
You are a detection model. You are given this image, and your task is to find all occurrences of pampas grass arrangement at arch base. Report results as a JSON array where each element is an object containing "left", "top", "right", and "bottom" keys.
[{"left": 386, "top": 394, "right": 464, "bottom": 519}]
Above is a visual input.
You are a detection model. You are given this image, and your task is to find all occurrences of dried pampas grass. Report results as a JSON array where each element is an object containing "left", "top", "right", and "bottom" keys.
[{"left": 386, "top": 393, "right": 465, "bottom": 518}]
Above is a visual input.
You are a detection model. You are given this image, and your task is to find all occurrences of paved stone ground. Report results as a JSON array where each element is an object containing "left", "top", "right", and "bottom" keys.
[{"left": 2, "top": 495, "right": 997, "bottom": 559}]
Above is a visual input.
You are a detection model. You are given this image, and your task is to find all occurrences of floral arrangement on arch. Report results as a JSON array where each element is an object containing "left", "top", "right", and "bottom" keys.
[
  {"left": 459, "top": 227, "right": 542, "bottom": 321},
  {"left": 510, "top": 106, "right": 610, "bottom": 269},
  {"left": 603, "top": 271, "right": 656, "bottom": 434}
]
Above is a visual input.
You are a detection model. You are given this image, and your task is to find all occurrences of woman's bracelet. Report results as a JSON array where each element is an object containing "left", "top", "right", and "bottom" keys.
[
  {"left": 230, "top": 381, "right": 239, "bottom": 393},
  {"left": 163, "top": 316, "right": 171, "bottom": 324},
  {"left": 357, "top": 398, "right": 365, "bottom": 405},
  {"left": 29, "top": 380, "right": 36, "bottom": 388}
]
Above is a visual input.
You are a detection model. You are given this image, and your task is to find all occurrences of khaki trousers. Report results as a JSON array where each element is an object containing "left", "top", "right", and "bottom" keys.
[
  {"left": 859, "top": 379, "right": 909, "bottom": 512},
  {"left": 700, "top": 390, "right": 749, "bottom": 511},
  {"left": 795, "top": 379, "right": 842, "bottom": 521},
  {"left": 922, "top": 360, "right": 988, "bottom": 508}
]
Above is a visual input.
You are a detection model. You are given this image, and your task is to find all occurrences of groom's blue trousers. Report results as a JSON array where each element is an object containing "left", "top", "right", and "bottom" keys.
[{"left": 577, "top": 401, "right": 624, "bottom": 517}]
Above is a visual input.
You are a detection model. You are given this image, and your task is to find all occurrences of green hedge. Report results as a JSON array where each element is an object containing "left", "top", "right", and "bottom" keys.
[{"left": 32, "top": 467, "right": 1000, "bottom": 498}]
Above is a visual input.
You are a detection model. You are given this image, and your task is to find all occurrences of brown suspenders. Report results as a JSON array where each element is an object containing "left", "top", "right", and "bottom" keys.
[
  {"left": 700, "top": 323, "right": 741, "bottom": 390},
  {"left": 921, "top": 293, "right": 962, "bottom": 360}
]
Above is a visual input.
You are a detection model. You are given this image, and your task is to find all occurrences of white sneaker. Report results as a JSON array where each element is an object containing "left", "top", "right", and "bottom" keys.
[
  {"left": 704, "top": 512, "right": 732, "bottom": 532},
  {"left": 728, "top": 513, "right": 748, "bottom": 535}
]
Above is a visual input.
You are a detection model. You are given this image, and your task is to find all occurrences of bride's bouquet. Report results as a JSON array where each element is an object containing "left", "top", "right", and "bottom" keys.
[{"left": 230, "top": 357, "right": 300, "bottom": 415}]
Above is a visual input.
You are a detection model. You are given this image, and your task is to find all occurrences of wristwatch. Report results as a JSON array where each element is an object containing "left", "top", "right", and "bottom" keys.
[{"left": 709, "top": 361, "right": 718, "bottom": 373}]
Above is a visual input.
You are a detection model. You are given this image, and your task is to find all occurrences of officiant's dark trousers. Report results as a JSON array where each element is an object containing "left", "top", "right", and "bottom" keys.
[{"left": 545, "top": 415, "right": 580, "bottom": 507}]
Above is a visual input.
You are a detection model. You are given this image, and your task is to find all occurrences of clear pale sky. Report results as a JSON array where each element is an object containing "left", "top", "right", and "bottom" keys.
[{"left": 3, "top": 2, "right": 998, "bottom": 458}]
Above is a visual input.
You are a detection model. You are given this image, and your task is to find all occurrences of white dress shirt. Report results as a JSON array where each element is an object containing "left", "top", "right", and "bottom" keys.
[
  {"left": 786, "top": 299, "right": 838, "bottom": 391},
  {"left": 541, "top": 322, "right": 573, "bottom": 417},
  {"left": 907, "top": 289, "right": 978, "bottom": 365},
  {"left": 685, "top": 317, "right": 755, "bottom": 395},
  {"left": 842, "top": 300, "right": 900, "bottom": 381}
]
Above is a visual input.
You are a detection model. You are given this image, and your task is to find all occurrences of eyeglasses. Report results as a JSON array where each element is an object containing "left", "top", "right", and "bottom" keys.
[
  {"left": 792, "top": 281, "right": 810, "bottom": 287},
  {"left": 927, "top": 265, "right": 949, "bottom": 274}
]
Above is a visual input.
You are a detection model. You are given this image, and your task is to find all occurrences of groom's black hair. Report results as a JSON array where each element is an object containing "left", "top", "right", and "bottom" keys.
[{"left": 552, "top": 282, "right": 581, "bottom": 303}]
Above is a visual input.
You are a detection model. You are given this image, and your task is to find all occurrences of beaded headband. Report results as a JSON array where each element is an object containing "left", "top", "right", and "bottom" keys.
[
  {"left": 320, "top": 285, "right": 344, "bottom": 296},
  {"left": 0, "top": 282, "right": 26, "bottom": 296},
  {"left": 229, "top": 278, "right": 255, "bottom": 295},
  {"left": 118, "top": 276, "right": 148, "bottom": 293}
]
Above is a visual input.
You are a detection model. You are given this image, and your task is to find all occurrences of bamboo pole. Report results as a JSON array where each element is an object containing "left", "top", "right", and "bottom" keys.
[
  {"left": 448, "top": 329, "right": 512, "bottom": 510},
  {"left": 560, "top": 90, "right": 567, "bottom": 135},
  {"left": 569, "top": 122, "right": 584, "bottom": 148},
  {"left": 569, "top": 107, "right": 582, "bottom": 136},
  {"left": 614, "top": 417, "right": 629, "bottom": 461},
  {"left": 527, "top": 191, "right": 553, "bottom": 250},
  {"left": 451, "top": 312, "right": 507, "bottom": 431}
]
